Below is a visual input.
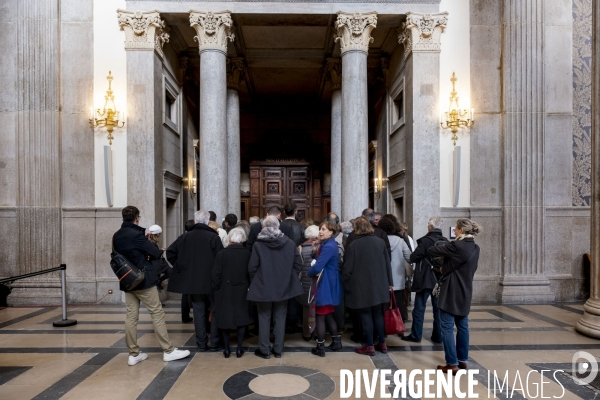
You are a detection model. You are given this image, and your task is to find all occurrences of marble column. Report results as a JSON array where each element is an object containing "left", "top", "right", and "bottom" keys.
[
  {"left": 326, "top": 58, "right": 342, "bottom": 215},
  {"left": 335, "top": 12, "right": 377, "bottom": 221},
  {"left": 5, "top": 0, "right": 63, "bottom": 304},
  {"left": 398, "top": 12, "right": 447, "bottom": 239},
  {"left": 495, "top": 1, "right": 554, "bottom": 303},
  {"left": 577, "top": 1, "right": 600, "bottom": 338},
  {"left": 190, "top": 11, "right": 234, "bottom": 220},
  {"left": 118, "top": 10, "right": 170, "bottom": 229},
  {"left": 226, "top": 57, "right": 245, "bottom": 217}
]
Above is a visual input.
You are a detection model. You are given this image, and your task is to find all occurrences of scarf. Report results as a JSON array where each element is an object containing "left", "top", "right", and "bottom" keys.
[
  {"left": 257, "top": 227, "right": 285, "bottom": 240},
  {"left": 456, "top": 234, "right": 474, "bottom": 241}
]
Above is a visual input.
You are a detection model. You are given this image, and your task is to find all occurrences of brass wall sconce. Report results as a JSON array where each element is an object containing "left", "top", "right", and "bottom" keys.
[
  {"left": 90, "top": 71, "right": 125, "bottom": 145},
  {"left": 192, "top": 178, "right": 197, "bottom": 194},
  {"left": 374, "top": 178, "right": 387, "bottom": 196},
  {"left": 440, "top": 72, "right": 474, "bottom": 146}
]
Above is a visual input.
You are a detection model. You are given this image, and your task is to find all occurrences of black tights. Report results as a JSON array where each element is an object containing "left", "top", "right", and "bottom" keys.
[
  {"left": 316, "top": 312, "right": 338, "bottom": 342},
  {"left": 222, "top": 326, "right": 246, "bottom": 351},
  {"left": 358, "top": 306, "right": 385, "bottom": 346}
]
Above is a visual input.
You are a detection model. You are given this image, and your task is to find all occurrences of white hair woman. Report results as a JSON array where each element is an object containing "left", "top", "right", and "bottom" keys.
[
  {"left": 427, "top": 218, "right": 481, "bottom": 374},
  {"left": 212, "top": 227, "right": 253, "bottom": 358},
  {"left": 295, "top": 225, "right": 320, "bottom": 340},
  {"left": 247, "top": 215, "right": 303, "bottom": 359}
]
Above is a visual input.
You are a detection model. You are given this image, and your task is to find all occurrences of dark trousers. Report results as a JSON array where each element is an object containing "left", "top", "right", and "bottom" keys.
[
  {"left": 181, "top": 294, "right": 191, "bottom": 321},
  {"left": 190, "top": 293, "right": 220, "bottom": 349},
  {"left": 358, "top": 305, "right": 386, "bottom": 346},
  {"left": 409, "top": 289, "right": 441, "bottom": 341},
  {"left": 394, "top": 289, "right": 408, "bottom": 322},
  {"left": 256, "top": 300, "right": 288, "bottom": 355},
  {"left": 333, "top": 294, "right": 345, "bottom": 329}
]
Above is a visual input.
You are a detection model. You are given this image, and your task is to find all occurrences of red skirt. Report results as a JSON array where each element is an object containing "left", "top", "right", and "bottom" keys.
[{"left": 315, "top": 305, "right": 335, "bottom": 315}]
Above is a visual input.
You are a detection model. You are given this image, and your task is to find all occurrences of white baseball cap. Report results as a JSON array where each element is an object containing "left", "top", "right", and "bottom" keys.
[{"left": 148, "top": 225, "right": 162, "bottom": 234}]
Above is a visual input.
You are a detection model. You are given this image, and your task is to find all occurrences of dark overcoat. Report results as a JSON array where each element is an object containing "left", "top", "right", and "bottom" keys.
[
  {"left": 281, "top": 218, "right": 306, "bottom": 247},
  {"left": 345, "top": 223, "right": 391, "bottom": 258},
  {"left": 113, "top": 221, "right": 163, "bottom": 292},
  {"left": 409, "top": 228, "right": 448, "bottom": 292},
  {"left": 428, "top": 238, "right": 480, "bottom": 317},
  {"left": 212, "top": 244, "right": 254, "bottom": 329},
  {"left": 247, "top": 236, "right": 303, "bottom": 302},
  {"left": 342, "top": 234, "right": 393, "bottom": 309},
  {"left": 166, "top": 223, "right": 224, "bottom": 294}
]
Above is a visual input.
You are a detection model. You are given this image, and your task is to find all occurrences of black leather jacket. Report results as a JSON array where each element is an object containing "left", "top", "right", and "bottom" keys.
[{"left": 281, "top": 218, "right": 306, "bottom": 247}]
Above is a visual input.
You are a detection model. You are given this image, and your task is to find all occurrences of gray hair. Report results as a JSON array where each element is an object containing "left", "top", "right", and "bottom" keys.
[
  {"left": 228, "top": 227, "right": 247, "bottom": 244},
  {"left": 362, "top": 208, "right": 375, "bottom": 223},
  {"left": 263, "top": 215, "right": 280, "bottom": 229},
  {"left": 340, "top": 221, "right": 353, "bottom": 235},
  {"left": 304, "top": 225, "right": 319, "bottom": 239},
  {"left": 195, "top": 210, "right": 210, "bottom": 225},
  {"left": 249, "top": 216, "right": 260, "bottom": 225},
  {"left": 428, "top": 216, "right": 443, "bottom": 229}
]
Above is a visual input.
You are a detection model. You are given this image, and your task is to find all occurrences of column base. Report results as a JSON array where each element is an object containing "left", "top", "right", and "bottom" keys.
[
  {"left": 496, "top": 275, "right": 555, "bottom": 304},
  {"left": 8, "top": 286, "right": 62, "bottom": 306},
  {"left": 576, "top": 298, "right": 600, "bottom": 339}
]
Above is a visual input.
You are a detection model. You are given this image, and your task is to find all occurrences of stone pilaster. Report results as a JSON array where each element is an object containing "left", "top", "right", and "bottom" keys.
[
  {"left": 497, "top": 0, "right": 554, "bottom": 303},
  {"left": 190, "top": 10, "right": 234, "bottom": 219},
  {"left": 118, "top": 10, "right": 166, "bottom": 229},
  {"left": 4, "top": 0, "right": 62, "bottom": 304},
  {"left": 399, "top": 12, "right": 448, "bottom": 58},
  {"left": 326, "top": 58, "right": 342, "bottom": 215},
  {"left": 227, "top": 57, "right": 245, "bottom": 217},
  {"left": 577, "top": 0, "right": 600, "bottom": 338},
  {"left": 117, "top": 9, "right": 169, "bottom": 58},
  {"left": 397, "top": 13, "right": 444, "bottom": 239},
  {"left": 335, "top": 12, "right": 377, "bottom": 220}
]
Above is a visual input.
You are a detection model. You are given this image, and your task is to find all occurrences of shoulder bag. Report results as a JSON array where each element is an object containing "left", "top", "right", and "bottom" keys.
[
  {"left": 384, "top": 287, "right": 406, "bottom": 335},
  {"left": 432, "top": 248, "right": 477, "bottom": 297},
  {"left": 110, "top": 235, "right": 145, "bottom": 291}
]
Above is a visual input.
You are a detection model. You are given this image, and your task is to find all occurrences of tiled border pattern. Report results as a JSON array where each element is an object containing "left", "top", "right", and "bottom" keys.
[{"left": 572, "top": 0, "right": 592, "bottom": 206}]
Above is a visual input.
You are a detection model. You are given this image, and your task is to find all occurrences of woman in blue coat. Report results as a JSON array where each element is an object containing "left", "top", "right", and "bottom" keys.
[{"left": 307, "top": 221, "right": 342, "bottom": 357}]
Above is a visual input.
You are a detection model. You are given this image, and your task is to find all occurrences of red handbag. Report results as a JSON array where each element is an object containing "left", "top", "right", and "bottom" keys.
[{"left": 384, "top": 288, "right": 406, "bottom": 335}]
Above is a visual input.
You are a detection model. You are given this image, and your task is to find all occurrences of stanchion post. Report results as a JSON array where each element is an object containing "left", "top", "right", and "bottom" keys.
[{"left": 53, "top": 264, "right": 77, "bottom": 327}]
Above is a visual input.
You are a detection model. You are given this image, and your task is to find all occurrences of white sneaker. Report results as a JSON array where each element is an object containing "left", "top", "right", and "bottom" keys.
[
  {"left": 128, "top": 352, "right": 148, "bottom": 366},
  {"left": 163, "top": 348, "right": 190, "bottom": 362}
]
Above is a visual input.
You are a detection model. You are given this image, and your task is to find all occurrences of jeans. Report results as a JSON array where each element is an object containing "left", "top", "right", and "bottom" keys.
[
  {"left": 125, "top": 287, "right": 174, "bottom": 356},
  {"left": 257, "top": 300, "right": 288, "bottom": 354},
  {"left": 190, "top": 293, "right": 220, "bottom": 349},
  {"left": 409, "top": 289, "right": 441, "bottom": 341},
  {"left": 439, "top": 308, "right": 469, "bottom": 366},
  {"left": 358, "top": 305, "right": 385, "bottom": 346}
]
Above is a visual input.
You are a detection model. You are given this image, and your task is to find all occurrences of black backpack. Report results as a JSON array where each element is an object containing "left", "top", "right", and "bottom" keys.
[
  {"left": 110, "top": 236, "right": 145, "bottom": 291},
  {"left": 410, "top": 236, "right": 449, "bottom": 292}
]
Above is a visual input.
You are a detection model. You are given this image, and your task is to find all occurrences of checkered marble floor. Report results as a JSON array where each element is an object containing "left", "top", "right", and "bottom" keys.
[{"left": 0, "top": 300, "right": 597, "bottom": 399}]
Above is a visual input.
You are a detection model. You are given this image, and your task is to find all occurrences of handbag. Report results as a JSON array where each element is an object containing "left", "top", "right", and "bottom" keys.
[
  {"left": 432, "top": 248, "right": 478, "bottom": 297},
  {"left": 384, "top": 287, "right": 405, "bottom": 335},
  {"left": 110, "top": 235, "right": 145, "bottom": 291}
]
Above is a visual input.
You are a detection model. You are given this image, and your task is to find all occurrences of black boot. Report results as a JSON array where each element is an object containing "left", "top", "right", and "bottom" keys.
[
  {"left": 311, "top": 340, "right": 326, "bottom": 357},
  {"left": 327, "top": 335, "right": 342, "bottom": 351}
]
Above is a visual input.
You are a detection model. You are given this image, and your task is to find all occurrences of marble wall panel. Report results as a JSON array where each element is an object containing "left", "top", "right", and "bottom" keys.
[
  {"left": 545, "top": 25, "right": 573, "bottom": 114},
  {"left": 0, "top": 112, "right": 17, "bottom": 207},
  {"left": 63, "top": 210, "right": 96, "bottom": 278},
  {"left": 544, "top": 115, "right": 574, "bottom": 206},
  {"left": 469, "top": 113, "right": 501, "bottom": 206},
  {"left": 469, "top": 25, "right": 502, "bottom": 113},
  {"left": 0, "top": 210, "right": 18, "bottom": 277},
  {"left": 470, "top": 0, "right": 502, "bottom": 26}
]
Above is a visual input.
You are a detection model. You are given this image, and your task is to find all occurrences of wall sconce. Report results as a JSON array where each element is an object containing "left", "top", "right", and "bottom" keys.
[
  {"left": 440, "top": 72, "right": 474, "bottom": 146},
  {"left": 374, "top": 178, "right": 386, "bottom": 197},
  {"left": 90, "top": 71, "right": 125, "bottom": 145},
  {"left": 192, "top": 178, "right": 197, "bottom": 194}
]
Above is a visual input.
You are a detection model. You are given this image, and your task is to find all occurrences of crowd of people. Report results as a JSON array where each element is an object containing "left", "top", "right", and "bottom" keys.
[{"left": 113, "top": 203, "right": 480, "bottom": 374}]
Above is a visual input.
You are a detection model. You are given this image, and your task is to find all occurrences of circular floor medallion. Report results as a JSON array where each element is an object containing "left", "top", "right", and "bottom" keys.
[
  {"left": 223, "top": 365, "right": 336, "bottom": 400},
  {"left": 249, "top": 373, "right": 310, "bottom": 397}
]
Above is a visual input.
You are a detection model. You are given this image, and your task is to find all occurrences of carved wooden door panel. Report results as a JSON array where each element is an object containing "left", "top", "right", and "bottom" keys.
[
  {"left": 286, "top": 167, "right": 310, "bottom": 222},
  {"left": 262, "top": 167, "right": 285, "bottom": 212}
]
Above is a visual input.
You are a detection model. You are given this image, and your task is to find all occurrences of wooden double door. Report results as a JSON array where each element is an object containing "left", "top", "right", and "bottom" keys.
[{"left": 249, "top": 161, "right": 322, "bottom": 222}]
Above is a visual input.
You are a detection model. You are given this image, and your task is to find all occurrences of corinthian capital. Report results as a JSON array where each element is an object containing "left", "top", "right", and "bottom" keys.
[
  {"left": 398, "top": 12, "right": 448, "bottom": 57},
  {"left": 326, "top": 58, "right": 342, "bottom": 91},
  {"left": 226, "top": 57, "right": 245, "bottom": 91},
  {"left": 189, "top": 11, "right": 235, "bottom": 54},
  {"left": 117, "top": 9, "right": 169, "bottom": 56},
  {"left": 334, "top": 11, "right": 377, "bottom": 55}
]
